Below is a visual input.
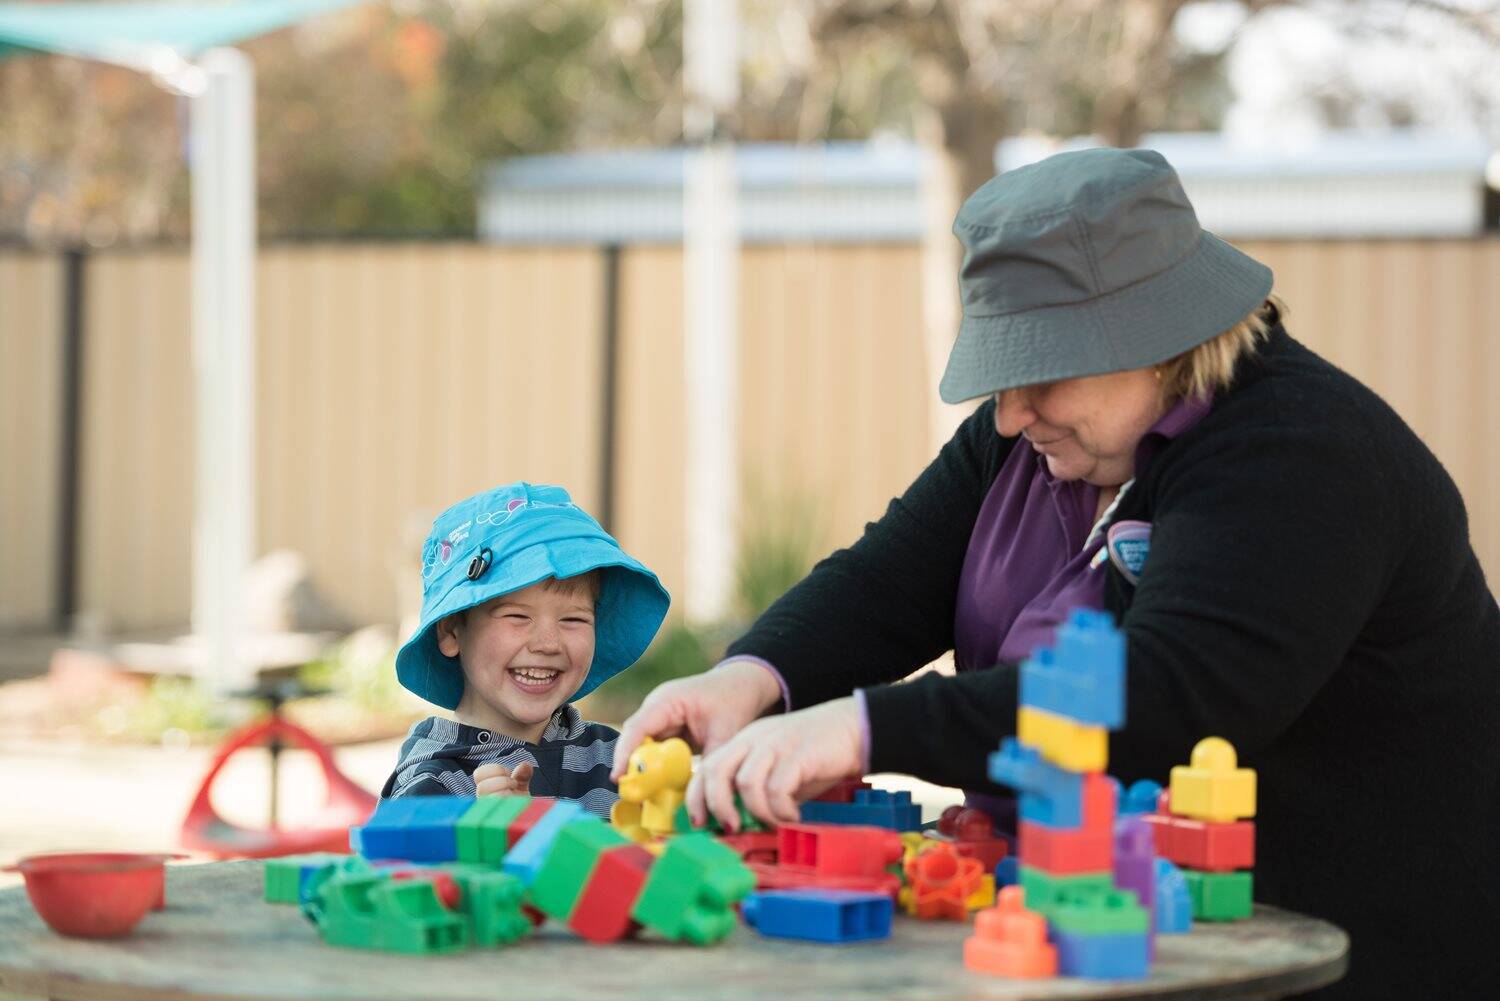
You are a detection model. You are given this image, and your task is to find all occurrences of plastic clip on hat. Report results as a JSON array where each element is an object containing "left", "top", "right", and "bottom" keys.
[
  {"left": 939, "top": 147, "right": 1274, "bottom": 404},
  {"left": 396, "top": 482, "right": 670, "bottom": 710}
]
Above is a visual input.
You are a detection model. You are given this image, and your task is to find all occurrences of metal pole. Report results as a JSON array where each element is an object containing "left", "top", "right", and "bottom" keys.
[
  {"left": 683, "top": 0, "right": 740, "bottom": 624},
  {"left": 189, "top": 48, "right": 256, "bottom": 693}
]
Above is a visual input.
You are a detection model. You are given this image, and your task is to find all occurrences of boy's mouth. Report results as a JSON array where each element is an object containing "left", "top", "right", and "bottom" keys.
[{"left": 507, "top": 666, "right": 563, "bottom": 695}]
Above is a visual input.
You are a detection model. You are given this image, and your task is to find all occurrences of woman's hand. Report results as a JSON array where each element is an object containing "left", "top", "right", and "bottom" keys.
[
  {"left": 611, "top": 658, "right": 785, "bottom": 781},
  {"left": 473, "top": 760, "right": 533, "bottom": 796},
  {"left": 687, "top": 696, "right": 865, "bottom": 831}
]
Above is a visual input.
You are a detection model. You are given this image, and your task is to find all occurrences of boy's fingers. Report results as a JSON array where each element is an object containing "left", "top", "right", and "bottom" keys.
[
  {"left": 475, "top": 776, "right": 514, "bottom": 796},
  {"left": 511, "top": 761, "right": 534, "bottom": 788},
  {"left": 473, "top": 762, "right": 511, "bottom": 782}
]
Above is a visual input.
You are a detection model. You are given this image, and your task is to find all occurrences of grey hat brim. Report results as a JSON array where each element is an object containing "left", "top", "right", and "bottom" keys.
[{"left": 939, "top": 232, "right": 1273, "bottom": 404}]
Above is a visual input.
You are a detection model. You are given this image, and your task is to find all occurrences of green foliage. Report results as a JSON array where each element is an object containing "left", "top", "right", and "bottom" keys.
[
  {"left": 101, "top": 675, "right": 226, "bottom": 743},
  {"left": 734, "top": 484, "right": 823, "bottom": 622},
  {"left": 298, "top": 630, "right": 408, "bottom": 717}
]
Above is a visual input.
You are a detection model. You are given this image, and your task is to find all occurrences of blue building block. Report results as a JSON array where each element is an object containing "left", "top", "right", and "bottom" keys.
[
  {"left": 1019, "top": 609, "right": 1125, "bottom": 729},
  {"left": 1154, "top": 858, "right": 1193, "bottom": 934},
  {"left": 501, "top": 800, "right": 586, "bottom": 885},
  {"left": 988, "top": 739, "right": 1089, "bottom": 828},
  {"left": 1051, "top": 929, "right": 1150, "bottom": 979},
  {"left": 354, "top": 796, "right": 476, "bottom": 862},
  {"left": 742, "top": 889, "right": 893, "bottom": 943},
  {"left": 798, "top": 789, "right": 921, "bottom": 831},
  {"left": 1121, "top": 779, "right": 1163, "bottom": 816},
  {"left": 994, "top": 855, "right": 1019, "bottom": 890}
]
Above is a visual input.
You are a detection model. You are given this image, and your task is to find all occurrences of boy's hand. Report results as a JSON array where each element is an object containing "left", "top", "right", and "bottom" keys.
[{"left": 474, "top": 760, "right": 534, "bottom": 796}]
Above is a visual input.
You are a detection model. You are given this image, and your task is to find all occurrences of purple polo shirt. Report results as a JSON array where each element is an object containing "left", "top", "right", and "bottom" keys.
[{"left": 955, "top": 394, "right": 1212, "bottom": 827}]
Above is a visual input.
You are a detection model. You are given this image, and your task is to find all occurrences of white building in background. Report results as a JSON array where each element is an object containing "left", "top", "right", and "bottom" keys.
[{"left": 480, "top": 131, "right": 1494, "bottom": 243}]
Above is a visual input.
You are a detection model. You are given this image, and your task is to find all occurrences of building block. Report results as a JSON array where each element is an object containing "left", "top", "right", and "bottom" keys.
[
  {"left": 964, "top": 885, "right": 1058, "bottom": 978},
  {"left": 742, "top": 889, "right": 893, "bottom": 943},
  {"left": 506, "top": 797, "right": 558, "bottom": 848},
  {"left": 1017, "top": 705, "right": 1108, "bottom": 772},
  {"left": 1018, "top": 609, "right": 1125, "bottom": 729},
  {"left": 528, "top": 817, "right": 631, "bottom": 921},
  {"left": 934, "top": 808, "right": 1010, "bottom": 871},
  {"left": 1112, "top": 816, "right": 1156, "bottom": 920},
  {"left": 264, "top": 853, "right": 347, "bottom": 904},
  {"left": 671, "top": 797, "right": 765, "bottom": 836},
  {"left": 995, "top": 855, "right": 1019, "bottom": 889},
  {"left": 967, "top": 874, "right": 996, "bottom": 911},
  {"left": 447, "top": 866, "right": 533, "bottom": 947},
  {"left": 1017, "top": 865, "right": 1113, "bottom": 915},
  {"left": 719, "top": 831, "right": 779, "bottom": 864},
  {"left": 955, "top": 836, "right": 1010, "bottom": 873},
  {"left": 1153, "top": 859, "right": 1193, "bottom": 934},
  {"left": 798, "top": 789, "right": 921, "bottom": 831},
  {"left": 778, "top": 823, "right": 903, "bottom": 878},
  {"left": 1153, "top": 816, "right": 1255, "bottom": 872},
  {"left": 352, "top": 795, "right": 476, "bottom": 863},
  {"left": 630, "top": 832, "right": 755, "bottom": 944},
  {"left": 1185, "top": 869, "right": 1253, "bottom": 921},
  {"left": 455, "top": 795, "right": 530, "bottom": 864},
  {"left": 388, "top": 869, "right": 461, "bottom": 910},
  {"left": 502, "top": 800, "right": 585, "bottom": 886},
  {"left": 748, "top": 861, "right": 901, "bottom": 899},
  {"left": 314, "top": 871, "right": 386, "bottom": 950},
  {"left": 1018, "top": 820, "right": 1112, "bottom": 874},
  {"left": 568, "top": 843, "right": 654, "bottom": 943},
  {"left": 988, "top": 739, "right": 1085, "bottom": 826},
  {"left": 369, "top": 878, "right": 470, "bottom": 954},
  {"left": 614, "top": 736, "right": 692, "bottom": 840},
  {"left": 1052, "top": 929, "right": 1150, "bottom": 979},
  {"left": 1047, "top": 887, "right": 1149, "bottom": 935},
  {"left": 1121, "top": 779, "right": 1164, "bottom": 815},
  {"left": 811, "top": 777, "right": 874, "bottom": 803},
  {"left": 903, "top": 842, "right": 984, "bottom": 921},
  {"left": 1169, "top": 737, "right": 1256, "bottom": 822}
]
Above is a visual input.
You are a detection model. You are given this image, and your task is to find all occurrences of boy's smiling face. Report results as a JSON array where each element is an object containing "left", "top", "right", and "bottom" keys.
[{"left": 436, "top": 574, "right": 598, "bottom": 743}]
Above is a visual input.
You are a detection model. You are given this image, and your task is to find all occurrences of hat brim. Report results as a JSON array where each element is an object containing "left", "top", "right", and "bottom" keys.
[
  {"left": 939, "top": 232, "right": 1273, "bottom": 404},
  {"left": 395, "top": 540, "right": 670, "bottom": 711}
]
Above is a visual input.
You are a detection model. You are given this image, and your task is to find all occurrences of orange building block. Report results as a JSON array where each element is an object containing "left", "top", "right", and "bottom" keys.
[
  {"left": 964, "top": 886, "right": 1059, "bottom": 978},
  {"left": 904, "top": 842, "right": 984, "bottom": 921}
]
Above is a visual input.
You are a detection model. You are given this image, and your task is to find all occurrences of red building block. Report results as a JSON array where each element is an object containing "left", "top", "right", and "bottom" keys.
[
  {"left": 1157, "top": 817, "right": 1254, "bottom": 872},
  {"left": 748, "top": 861, "right": 902, "bottom": 899},
  {"left": 506, "top": 798, "right": 557, "bottom": 849},
  {"left": 720, "top": 831, "right": 778, "bottom": 865},
  {"left": 778, "top": 823, "right": 903, "bottom": 878},
  {"left": 567, "top": 843, "right": 654, "bottom": 943},
  {"left": 389, "top": 870, "right": 461, "bottom": 910},
  {"left": 812, "top": 777, "right": 874, "bottom": 804},
  {"left": 1018, "top": 820, "right": 1112, "bottom": 874}
]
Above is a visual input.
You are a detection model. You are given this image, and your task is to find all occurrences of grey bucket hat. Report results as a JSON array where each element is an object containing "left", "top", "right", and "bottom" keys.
[{"left": 939, "top": 147, "right": 1274, "bottom": 404}]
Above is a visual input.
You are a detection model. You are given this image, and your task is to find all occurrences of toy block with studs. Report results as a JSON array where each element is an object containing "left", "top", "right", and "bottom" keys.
[
  {"left": 455, "top": 795, "right": 531, "bottom": 864},
  {"left": 1017, "top": 705, "right": 1108, "bottom": 772},
  {"left": 368, "top": 878, "right": 471, "bottom": 954},
  {"left": 903, "top": 842, "right": 985, "bottom": 920},
  {"left": 1154, "top": 816, "right": 1255, "bottom": 872},
  {"left": 353, "top": 796, "right": 475, "bottom": 861},
  {"left": 798, "top": 789, "right": 921, "bottom": 831},
  {"left": 447, "top": 866, "right": 534, "bottom": 947},
  {"left": 265, "top": 853, "right": 349, "bottom": 904},
  {"left": 778, "top": 823, "right": 903, "bottom": 879},
  {"left": 810, "top": 777, "right": 874, "bottom": 803},
  {"left": 567, "top": 843, "right": 654, "bottom": 943},
  {"left": 1185, "top": 869, "right": 1253, "bottom": 921},
  {"left": 527, "top": 817, "right": 631, "bottom": 922},
  {"left": 1051, "top": 928, "right": 1150, "bottom": 979},
  {"left": 501, "top": 800, "right": 586, "bottom": 886},
  {"left": 1169, "top": 737, "right": 1256, "bottom": 823},
  {"left": 964, "top": 885, "right": 1058, "bottom": 978},
  {"left": 1018, "top": 609, "right": 1125, "bottom": 729},
  {"left": 1018, "top": 820, "right": 1112, "bottom": 874},
  {"left": 630, "top": 832, "right": 755, "bottom": 945},
  {"left": 742, "top": 889, "right": 894, "bottom": 943},
  {"left": 1153, "top": 859, "right": 1193, "bottom": 934},
  {"left": 1047, "top": 887, "right": 1149, "bottom": 936},
  {"left": 1112, "top": 816, "right": 1156, "bottom": 919},
  {"left": 1017, "top": 866, "right": 1113, "bottom": 916}
]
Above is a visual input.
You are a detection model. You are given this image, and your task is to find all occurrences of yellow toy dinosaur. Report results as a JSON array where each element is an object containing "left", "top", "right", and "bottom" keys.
[{"left": 610, "top": 736, "right": 693, "bottom": 843}]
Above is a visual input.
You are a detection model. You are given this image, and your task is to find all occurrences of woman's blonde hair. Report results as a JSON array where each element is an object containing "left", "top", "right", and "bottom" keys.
[{"left": 1159, "top": 294, "right": 1287, "bottom": 402}]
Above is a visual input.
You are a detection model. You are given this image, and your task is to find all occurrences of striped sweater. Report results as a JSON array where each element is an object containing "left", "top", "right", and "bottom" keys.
[{"left": 380, "top": 705, "right": 619, "bottom": 819}]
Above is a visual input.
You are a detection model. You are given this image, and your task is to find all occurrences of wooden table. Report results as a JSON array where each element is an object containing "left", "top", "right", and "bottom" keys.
[{"left": 0, "top": 860, "right": 1347, "bottom": 1001}]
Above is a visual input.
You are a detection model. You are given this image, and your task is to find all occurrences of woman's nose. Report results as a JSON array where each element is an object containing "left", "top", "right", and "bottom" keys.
[{"left": 993, "top": 389, "right": 1036, "bottom": 437}]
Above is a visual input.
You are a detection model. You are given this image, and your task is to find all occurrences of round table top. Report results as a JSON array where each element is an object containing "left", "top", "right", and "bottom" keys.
[{"left": 0, "top": 860, "right": 1347, "bottom": 1001}]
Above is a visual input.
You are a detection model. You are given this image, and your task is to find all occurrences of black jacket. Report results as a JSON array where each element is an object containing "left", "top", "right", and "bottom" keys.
[{"left": 729, "top": 325, "right": 1500, "bottom": 998}]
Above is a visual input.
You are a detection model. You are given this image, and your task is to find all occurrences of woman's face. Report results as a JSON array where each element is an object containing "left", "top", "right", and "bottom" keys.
[{"left": 993, "top": 368, "right": 1166, "bottom": 486}]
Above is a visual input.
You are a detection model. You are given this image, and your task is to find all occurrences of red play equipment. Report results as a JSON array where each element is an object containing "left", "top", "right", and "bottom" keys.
[{"left": 180, "top": 680, "right": 377, "bottom": 858}]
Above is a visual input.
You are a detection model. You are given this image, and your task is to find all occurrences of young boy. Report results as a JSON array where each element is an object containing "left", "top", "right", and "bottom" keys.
[{"left": 381, "top": 481, "right": 669, "bottom": 818}]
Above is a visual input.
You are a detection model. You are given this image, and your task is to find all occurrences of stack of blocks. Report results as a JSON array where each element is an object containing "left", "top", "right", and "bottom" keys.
[
  {"left": 1147, "top": 737, "right": 1257, "bottom": 922},
  {"left": 976, "top": 609, "right": 1150, "bottom": 979},
  {"left": 274, "top": 793, "right": 755, "bottom": 952}
]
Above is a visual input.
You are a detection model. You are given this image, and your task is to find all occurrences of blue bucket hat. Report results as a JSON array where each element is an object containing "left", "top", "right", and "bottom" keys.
[{"left": 396, "top": 482, "right": 670, "bottom": 710}]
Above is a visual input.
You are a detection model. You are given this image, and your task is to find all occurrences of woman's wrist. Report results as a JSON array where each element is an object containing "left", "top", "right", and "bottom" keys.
[{"left": 710, "top": 655, "right": 790, "bottom": 715}]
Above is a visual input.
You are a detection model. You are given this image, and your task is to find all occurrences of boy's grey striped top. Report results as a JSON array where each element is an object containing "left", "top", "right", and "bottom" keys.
[{"left": 381, "top": 705, "right": 618, "bottom": 818}]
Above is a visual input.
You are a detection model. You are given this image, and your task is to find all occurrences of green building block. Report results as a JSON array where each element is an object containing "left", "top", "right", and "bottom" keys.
[
  {"left": 630, "top": 832, "right": 754, "bottom": 945},
  {"left": 671, "top": 796, "right": 764, "bottom": 835},
  {"left": 528, "top": 818, "right": 631, "bottom": 921},
  {"left": 1018, "top": 866, "right": 1114, "bottom": 916},
  {"left": 448, "top": 867, "right": 534, "bottom": 947},
  {"left": 370, "top": 879, "right": 471, "bottom": 954},
  {"left": 1048, "top": 887, "right": 1150, "bottom": 935},
  {"left": 315, "top": 872, "right": 389, "bottom": 950},
  {"left": 1185, "top": 869, "right": 1253, "bottom": 921},
  {"left": 298, "top": 856, "right": 373, "bottom": 923},
  {"left": 264, "top": 853, "right": 348, "bottom": 904},
  {"left": 456, "top": 796, "right": 531, "bottom": 864}
]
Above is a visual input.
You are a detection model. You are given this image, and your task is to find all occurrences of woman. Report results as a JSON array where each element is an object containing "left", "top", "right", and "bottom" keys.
[{"left": 614, "top": 148, "right": 1500, "bottom": 997}]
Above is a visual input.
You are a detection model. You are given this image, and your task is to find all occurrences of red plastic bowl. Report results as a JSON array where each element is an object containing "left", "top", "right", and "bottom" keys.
[{"left": 5, "top": 852, "right": 178, "bottom": 938}]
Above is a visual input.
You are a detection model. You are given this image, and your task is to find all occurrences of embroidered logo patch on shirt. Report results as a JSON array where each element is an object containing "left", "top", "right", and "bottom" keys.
[{"left": 1106, "top": 520, "right": 1152, "bottom": 585}]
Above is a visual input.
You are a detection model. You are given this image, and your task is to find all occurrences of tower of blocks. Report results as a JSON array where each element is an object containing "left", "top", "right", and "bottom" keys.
[{"left": 968, "top": 608, "right": 1259, "bottom": 980}]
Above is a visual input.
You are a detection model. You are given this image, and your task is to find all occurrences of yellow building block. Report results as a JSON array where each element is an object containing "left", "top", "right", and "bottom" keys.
[
  {"left": 1169, "top": 737, "right": 1256, "bottom": 822},
  {"left": 967, "top": 874, "right": 996, "bottom": 912},
  {"left": 614, "top": 736, "right": 693, "bottom": 839},
  {"left": 1016, "top": 705, "right": 1108, "bottom": 772}
]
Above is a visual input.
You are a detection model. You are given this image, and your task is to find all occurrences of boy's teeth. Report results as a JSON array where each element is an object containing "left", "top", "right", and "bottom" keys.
[{"left": 512, "top": 668, "right": 559, "bottom": 681}]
